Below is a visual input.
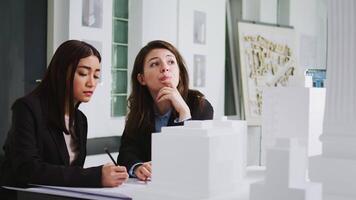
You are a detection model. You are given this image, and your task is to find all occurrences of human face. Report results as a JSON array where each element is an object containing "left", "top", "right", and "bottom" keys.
[
  {"left": 138, "top": 48, "right": 180, "bottom": 95},
  {"left": 73, "top": 55, "right": 101, "bottom": 103}
]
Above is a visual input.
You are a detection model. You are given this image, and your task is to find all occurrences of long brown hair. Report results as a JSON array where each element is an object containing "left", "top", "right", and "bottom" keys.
[
  {"left": 31, "top": 40, "right": 101, "bottom": 136},
  {"left": 125, "top": 40, "right": 189, "bottom": 135}
]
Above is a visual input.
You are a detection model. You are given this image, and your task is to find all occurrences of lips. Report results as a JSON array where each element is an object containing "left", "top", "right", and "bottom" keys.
[
  {"left": 83, "top": 91, "right": 93, "bottom": 97},
  {"left": 159, "top": 76, "right": 172, "bottom": 82}
]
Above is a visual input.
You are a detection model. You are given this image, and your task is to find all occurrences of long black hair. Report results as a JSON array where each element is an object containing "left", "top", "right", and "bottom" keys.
[{"left": 30, "top": 40, "right": 101, "bottom": 136}]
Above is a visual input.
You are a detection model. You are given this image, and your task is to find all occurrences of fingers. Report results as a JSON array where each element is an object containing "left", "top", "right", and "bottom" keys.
[
  {"left": 134, "top": 163, "right": 152, "bottom": 181},
  {"left": 136, "top": 169, "right": 150, "bottom": 181},
  {"left": 114, "top": 165, "right": 127, "bottom": 172},
  {"left": 156, "top": 87, "right": 174, "bottom": 102},
  {"left": 156, "top": 87, "right": 190, "bottom": 118},
  {"left": 142, "top": 162, "right": 152, "bottom": 173},
  {"left": 102, "top": 164, "right": 129, "bottom": 187},
  {"left": 111, "top": 170, "right": 129, "bottom": 180}
]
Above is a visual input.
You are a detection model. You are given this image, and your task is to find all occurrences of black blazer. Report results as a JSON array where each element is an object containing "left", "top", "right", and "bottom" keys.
[
  {"left": 117, "top": 90, "right": 214, "bottom": 172},
  {"left": 0, "top": 94, "right": 102, "bottom": 187}
]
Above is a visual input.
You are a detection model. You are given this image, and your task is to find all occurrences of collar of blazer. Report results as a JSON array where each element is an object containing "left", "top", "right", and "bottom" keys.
[
  {"left": 47, "top": 111, "right": 84, "bottom": 166},
  {"left": 48, "top": 127, "right": 70, "bottom": 165}
]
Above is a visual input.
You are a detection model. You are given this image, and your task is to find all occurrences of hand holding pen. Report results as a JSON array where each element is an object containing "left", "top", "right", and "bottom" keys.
[{"left": 101, "top": 148, "right": 129, "bottom": 187}]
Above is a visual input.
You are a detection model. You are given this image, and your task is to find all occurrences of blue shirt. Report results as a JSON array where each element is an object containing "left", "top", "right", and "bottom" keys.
[{"left": 154, "top": 109, "right": 172, "bottom": 132}]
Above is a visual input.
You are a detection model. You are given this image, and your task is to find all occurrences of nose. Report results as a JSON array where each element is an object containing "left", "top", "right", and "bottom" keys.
[
  {"left": 160, "top": 62, "right": 169, "bottom": 73},
  {"left": 86, "top": 75, "right": 96, "bottom": 88}
]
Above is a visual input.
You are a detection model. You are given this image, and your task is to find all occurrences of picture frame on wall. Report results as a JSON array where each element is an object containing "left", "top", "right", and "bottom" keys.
[
  {"left": 82, "top": 0, "right": 103, "bottom": 28},
  {"left": 237, "top": 22, "right": 303, "bottom": 125},
  {"left": 193, "top": 54, "right": 206, "bottom": 87},
  {"left": 193, "top": 10, "right": 206, "bottom": 44}
]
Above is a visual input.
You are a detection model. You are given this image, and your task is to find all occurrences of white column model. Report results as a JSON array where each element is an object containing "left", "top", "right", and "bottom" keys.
[{"left": 309, "top": 1, "right": 356, "bottom": 200}]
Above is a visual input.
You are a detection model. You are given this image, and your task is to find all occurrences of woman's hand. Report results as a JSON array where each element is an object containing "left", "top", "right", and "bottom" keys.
[
  {"left": 156, "top": 86, "right": 191, "bottom": 121},
  {"left": 134, "top": 161, "right": 152, "bottom": 181},
  {"left": 101, "top": 163, "right": 129, "bottom": 187}
]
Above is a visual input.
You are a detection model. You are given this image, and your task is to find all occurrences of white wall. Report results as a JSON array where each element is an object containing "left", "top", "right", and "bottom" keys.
[
  {"left": 290, "top": 0, "right": 327, "bottom": 71},
  {"left": 178, "top": 0, "right": 226, "bottom": 117},
  {"left": 243, "top": 0, "right": 260, "bottom": 21},
  {"left": 260, "top": 0, "right": 277, "bottom": 24},
  {"left": 142, "top": 0, "right": 178, "bottom": 45}
]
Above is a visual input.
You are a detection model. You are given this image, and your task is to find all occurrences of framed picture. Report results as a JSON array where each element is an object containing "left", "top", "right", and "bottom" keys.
[
  {"left": 193, "top": 10, "right": 206, "bottom": 44},
  {"left": 193, "top": 54, "right": 206, "bottom": 87},
  {"left": 82, "top": 0, "right": 103, "bottom": 28},
  {"left": 237, "top": 22, "right": 303, "bottom": 125}
]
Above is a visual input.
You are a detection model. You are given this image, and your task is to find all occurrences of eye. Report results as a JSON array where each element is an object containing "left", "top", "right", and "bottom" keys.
[
  {"left": 150, "top": 62, "right": 159, "bottom": 67},
  {"left": 78, "top": 71, "right": 88, "bottom": 77},
  {"left": 94, "top": 73, "right": 100, "bottom": 79},
  {"left": 168, "top": 59, "right": 175, "bottom": 65}
]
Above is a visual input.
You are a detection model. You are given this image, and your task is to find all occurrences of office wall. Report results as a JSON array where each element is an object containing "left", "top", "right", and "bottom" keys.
[
  {"left": 242, "top": 0, "right": 260, "bottom": 21},
  {"left": 260, "top": 0, "right": 277, "bottom": 24},
  {"left": 290, "top": 0, "right": 327, "bottom": 70},
  {"left": 177, "top": 0, "right": 226, "bottom": 117}
]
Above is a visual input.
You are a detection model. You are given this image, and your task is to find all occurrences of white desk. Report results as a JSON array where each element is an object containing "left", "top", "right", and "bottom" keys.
[{"left": 4, "top": 166, "right": 265, "bottom": 200}]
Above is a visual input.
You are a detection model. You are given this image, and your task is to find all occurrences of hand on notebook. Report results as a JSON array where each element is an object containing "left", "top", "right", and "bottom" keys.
[{"left": 101, "top": 163, "right": 129, "bottom": 187}]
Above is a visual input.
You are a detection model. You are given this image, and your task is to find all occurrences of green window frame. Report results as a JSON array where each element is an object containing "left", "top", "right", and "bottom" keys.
[{"left": 111, "top": 0, "right": 129, "bottom": 117}]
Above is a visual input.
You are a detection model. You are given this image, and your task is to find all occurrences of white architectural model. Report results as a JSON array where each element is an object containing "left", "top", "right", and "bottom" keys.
[
  {"left": 250, "top": 87, "right": 324, "bottom": 200},
  {"left": 250, "top": 138, "right": 321, "bottom": 200},
  {"left": 309, "top": 1, "right": 356, "bottom": 199},
  {"left": 138, "top": 119, "right": 247, "bottom": 200},
  {"left": 262, "top": 87, "right": 325, "bottom": 159}
]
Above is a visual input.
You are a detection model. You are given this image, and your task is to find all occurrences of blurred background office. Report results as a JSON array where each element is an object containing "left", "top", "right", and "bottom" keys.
[{"left": 0, "top": 0, "right": 327, "bottom": 166}]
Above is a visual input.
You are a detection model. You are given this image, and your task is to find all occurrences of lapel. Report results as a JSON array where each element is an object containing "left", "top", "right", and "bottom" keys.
[
  {"left": 39, "top": 95, "right": 70, "bottom": 165},
  {"left": 74, "top": 111, "right": 84, "bottom": 161},
  {"left": 47, "top": 110, "right": 85, "bottom": 166},
  {"left": 48, "top": 127, "right": 70, "bottom": 165}
]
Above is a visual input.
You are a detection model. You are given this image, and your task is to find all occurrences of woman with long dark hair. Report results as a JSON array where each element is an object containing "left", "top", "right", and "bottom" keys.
[
  {"left": 117, "top": 40, "right": 213, "bottom": 181},
  {"left": 0, "top": 40, "right": 128, "bottom": 192}
]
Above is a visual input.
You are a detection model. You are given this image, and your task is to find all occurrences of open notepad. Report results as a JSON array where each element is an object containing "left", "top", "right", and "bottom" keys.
[{"left": 30, "top": 178, "right": 149, "bottom": 200}]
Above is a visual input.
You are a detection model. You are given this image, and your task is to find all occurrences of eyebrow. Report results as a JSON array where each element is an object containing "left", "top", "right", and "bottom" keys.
[
  {"left": 147, "top": 55, "right": 175, "bottom": 62},
  {"left": 78, "top": 65, "right": 100, "bottom": 71}
]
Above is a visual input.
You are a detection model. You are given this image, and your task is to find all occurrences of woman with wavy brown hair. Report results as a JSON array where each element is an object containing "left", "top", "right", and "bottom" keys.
[{"left": 117, "top": 40, "right": 213, "bottom": 181}]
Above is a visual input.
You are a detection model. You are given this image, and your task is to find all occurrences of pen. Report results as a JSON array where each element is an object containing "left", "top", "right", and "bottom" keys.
[{"left": 104, "top": 147, "right": 118, "bottom": 166}]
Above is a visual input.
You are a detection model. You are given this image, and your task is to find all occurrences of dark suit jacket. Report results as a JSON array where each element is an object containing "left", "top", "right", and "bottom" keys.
[
  {"left": 117, "top": 90, "right": 214, "bottom": 172},
  {"left": 0, "top": 94, "right": 102, "bottom": 187}
]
